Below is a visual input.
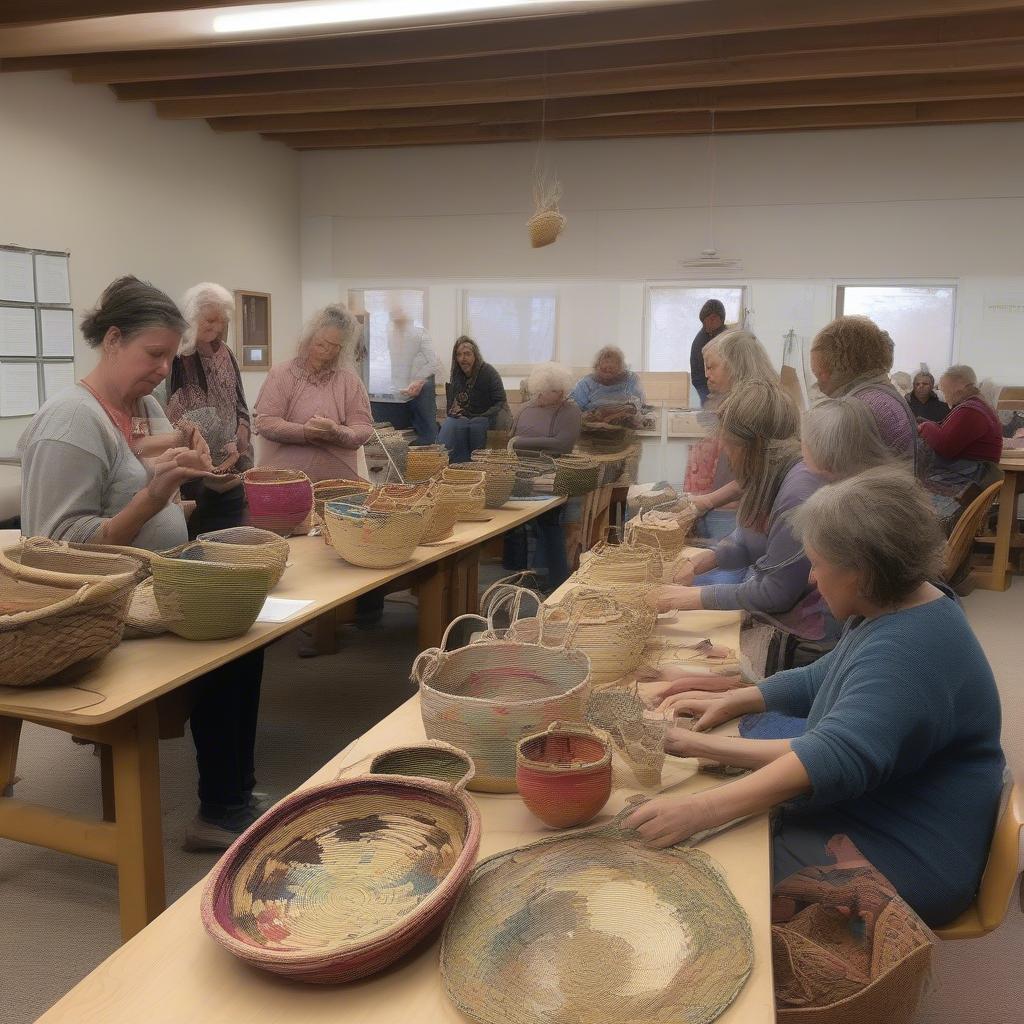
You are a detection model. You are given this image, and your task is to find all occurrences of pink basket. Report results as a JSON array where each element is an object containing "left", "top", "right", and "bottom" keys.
[{"left": 243, "top": 468, "right": 313, "bottom": 537}]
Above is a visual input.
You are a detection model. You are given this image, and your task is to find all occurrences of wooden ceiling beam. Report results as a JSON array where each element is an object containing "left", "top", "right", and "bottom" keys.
[
  {"left": 6, "top": 0, "right": 1024, "bottom": 81},
  {"left": 110, "top": 9, "right": 1024, "bottom": 102},
  {"left": 263, "top": 96, "right": 1024, "bottom": 149},
  {"left": 0, "top": 0, "right": 258, "bottom": 26},
  {"left": 152, "top": 39, "right": 1024, "bottom": 119},
  {"left": 208, "top": 71, "right": 1024, "bottom": 134}
]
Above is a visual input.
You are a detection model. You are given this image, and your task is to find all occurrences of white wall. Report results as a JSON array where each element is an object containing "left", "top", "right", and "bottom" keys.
[
  {"left": 0, "top": 71, "right": 302, "bottom": 451},
  {"left": 300, "top": 123, "right": 1024, "bottom": 384}
]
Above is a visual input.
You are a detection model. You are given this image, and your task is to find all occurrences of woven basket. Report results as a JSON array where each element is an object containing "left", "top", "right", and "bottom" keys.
[
  {"left": 0, "top": 560, "right": 136, "bottom": 687},
  {"left": 413, "top": 615, "right": 591, "bottom": 793},
  {"left": 312, "top": 478, "right": 371, "bottom": 521},
  {"left": 149, "top": 550, "right": 274, "bottom": 641},
  {"left": 624, "top": 509, "right": 694, "bottom": 562},
  {"left": 527, "top": 208, "right": 566, "bottom": 248},
  {"left": 243, "top": 468, "right": 313, "bottom": 537},
  {"left": 578, "top": 421, "right": 635, "bottom": 455},
  {"left": 437, "top": 469, "right": 488, "bottom": 521},
  {"left": 369, "top": 741, "right": 475, "bottom": 787},
  {"left": 553, "top": 453, "right": 600, "bottom": 497},
  {"left": 364, "top": 426, "right": 411, "bottom": 479},
  {"left": 578, "top": 540, "right": 663, "bottom": 588},
  {"left": 500, "top": 451, "right": 556, "bottom": 498},
  {"left": 452, "top": 462, "right": 516, "bottom": 509},
  {"left": 440, "top": 813, "right": 753, "bottom": 1024},
  {"left": 405, "top": 444, "right": 449, "bottom": 482},
  {"left": 200, "top": 773, "right": 481, "bottom": 984},
  {"left": 627, "top": 486, "right": 679, "bottom": 517},
  {"left": 324, "top": 500, "right": 430, "bottom": 568},
  {"left": 173, "top": 528, "right": 290, "bottom": 588},
  {"left": 0, "top": 537, "right": 150, "bottom": 585}
]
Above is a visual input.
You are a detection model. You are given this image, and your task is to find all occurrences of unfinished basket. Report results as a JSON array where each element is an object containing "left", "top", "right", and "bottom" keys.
[
  {"left": 405, "top": 444, "right": 449, "bottom": 482},
  {"left": 527, "top": 208, "right": 566, "bottom": 248},
  {"left": 452, "top": 462, "right": 516, "bottom": 509},
  {"left": 578, "top": 540, "right": 663, "bottom": 588},
  {"left": 243, "top": 468, "right": 313, "bottom": 537},
  {"left": 627, "top": 486, "right": 680, "bottom": 517},
  {"left": 149, "top": 550, "right": 275, "bottom": 641},
  {"left": 624, "top": 509, "right": 694, "bottom": 562},
  {"left": 413, "top": 615, "right": 591, "bottom": 793},
  {"left": 0, "top": 561, "right": 136, "bottom": 687},
  {"left": 323, "top": 501, "right": 430, "bottom": 568},
  {"left": 176, "top": 527, "right": 290, "bottom": 588},
  {"left": 578, "top": 421, "right": 635, "bottom": 454},
  {"left": 552, "top": 454, "right": 600, "bottom": 497},
  {"left": 200, "top": 773, "right": 481, "bottom": 984}
]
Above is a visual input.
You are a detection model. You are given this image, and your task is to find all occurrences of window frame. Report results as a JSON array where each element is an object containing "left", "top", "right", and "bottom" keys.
[{"left": 458, "top": 285, "right": 560, "bottom": 377}]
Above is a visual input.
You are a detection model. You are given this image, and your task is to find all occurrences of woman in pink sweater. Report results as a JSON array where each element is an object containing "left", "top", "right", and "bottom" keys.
[{"left": 253, "top": 304, "right": 373, "bottom": 482}]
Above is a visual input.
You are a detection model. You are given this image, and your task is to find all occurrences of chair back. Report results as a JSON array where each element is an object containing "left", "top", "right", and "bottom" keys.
[{"left": 943, "top": 477, "right": 1003, "bottom": 581}]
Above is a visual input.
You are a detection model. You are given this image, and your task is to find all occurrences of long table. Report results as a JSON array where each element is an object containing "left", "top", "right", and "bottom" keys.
[
  {"left": 36, "top": 584, "right": 774, "bottom": 1024},
  {"left": 975, "top": 455, "right": 1024, "bottom": 591},
  {"left": 0, "top": 498, "right": 562, "bottom": 941}
]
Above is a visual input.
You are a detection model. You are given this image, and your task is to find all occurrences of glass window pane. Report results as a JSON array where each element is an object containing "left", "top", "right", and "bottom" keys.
[
  {"left": 349, "top": 288, "right": 426, "bottom": 394},
  {"left": 646, "top": 287, "right": 744, "bottom": 371},
  {"left": 462, "top": 291, "right": 557, "bottom": 366}
]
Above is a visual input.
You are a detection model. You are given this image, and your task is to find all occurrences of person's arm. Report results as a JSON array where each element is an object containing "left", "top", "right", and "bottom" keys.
[
  {"left": 569, "top": 378, "right": 592, "bottom": 410},
  {"left": 919, "top": 405, "right": 989, "bottom": 460},
  {"left": 692, "top": 479, "right": 742, "bottom": 514},
  {"left": 409, "top": 329, "right": 442, "bottom": 383},
  {"left": 252, "top": 370, "right": 308, "bottom": 444},
  {"left": 757, "top": 648, "right": 836, "bottom": 716},
  {"left": 332, "top": 374, "right": 374, "bottom": 449},
  {"left": 690, "top": 332, "right": 710, "bottom": 404},
  {"left": 230, "top": 352, "right": 253, "bottom": 453},
  {"left": 478, "top": 366, "right": 508, "bottom": 421},
  {"left": 629, "top": 373, "right": 646, "bottom": 406}
]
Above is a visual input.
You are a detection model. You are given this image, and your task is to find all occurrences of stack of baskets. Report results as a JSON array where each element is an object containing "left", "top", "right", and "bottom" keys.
[
  {"left": 436, "top": 468, "right": 487, "bottom": 521},
  {"left": 475, "top": 450, "right": 554, "bottom": 498},
  {"left": 242, "top": 469, "right": 313, "bottom": 536},
  {"left": 311, "top": 479, "right": 372, "bottom": 539},
  {"left": 323, "top": 498, "right": 431, "bottom": 568},
  {"left": 405, "top": 444, "right": 449, "bottom": 482},
  {"left": 552, "top": 453, "right": 600, "bottom": 497},
  {"left": 451, "top": 461, "right": 516, "bottom": 510}
]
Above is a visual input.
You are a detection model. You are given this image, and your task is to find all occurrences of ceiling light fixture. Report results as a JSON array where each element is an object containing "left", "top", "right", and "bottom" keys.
[{"left": 214, "top": 0, "right": 557, "bottom": 34}]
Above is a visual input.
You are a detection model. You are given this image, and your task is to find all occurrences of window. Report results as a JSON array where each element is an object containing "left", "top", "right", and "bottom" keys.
[
  {"left": 836, "top": 285, "right": 955, "bottom": 376},
  {"left": 348, "top": 287, "right": 426, "bottom": 395},
  {"left": 645, "top": 286, "right": 746, "bottom": 372},
  {"left": 460, "top": 289, "right": 557, "bottom": 373}
]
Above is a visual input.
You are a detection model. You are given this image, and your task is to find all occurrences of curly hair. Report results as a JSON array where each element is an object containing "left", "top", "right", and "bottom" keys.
[
  {"left": 296, "top": 303, "right": 362, "bottom": 369},
  {"left": 811, "top": 315, "right": 893, "bottom": 392},
  {"left": 179, "top": 281, "right": 233, "bottom": 355}
]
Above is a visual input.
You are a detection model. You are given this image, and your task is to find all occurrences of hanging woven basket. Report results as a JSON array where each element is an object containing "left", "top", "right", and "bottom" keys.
[
  {"left": 242, "top": 468, "right": 313, "bottom": 537},
  {"left": 527, "top": 208, "right": 566, "bottom": 249}
]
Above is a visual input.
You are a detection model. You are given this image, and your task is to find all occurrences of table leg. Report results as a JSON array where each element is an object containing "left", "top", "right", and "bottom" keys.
[
  {"left": 416, "top": 559, "right": 448, "bottom": 650},
  {"left": 99, "top": 743, "right": 115, "bottom": 822},
  {"left": 465, "top": 548, "right": 480, "bottom": 615},
  {"left": 981, "top": 472, "right": 1019, "bottom": 591},
  {"left": 0, "top": 715, "right": 22, "bottom": 797},
  {"left": 109, "top": 704, "right": 166, "bottom": 940}
]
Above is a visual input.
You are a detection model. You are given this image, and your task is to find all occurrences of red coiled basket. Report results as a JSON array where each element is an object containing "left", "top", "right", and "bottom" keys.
[{"left": 243, "top": 468, "right": 313, "bottom": 537}]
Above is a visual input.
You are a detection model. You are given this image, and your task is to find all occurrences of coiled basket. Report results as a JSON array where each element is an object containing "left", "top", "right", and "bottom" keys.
[
  {"left": 243, "top": 468, "right": 313, "bottom": 537},
  {"left": 323, "top": 500, "right": 430, "bottom": 568}
]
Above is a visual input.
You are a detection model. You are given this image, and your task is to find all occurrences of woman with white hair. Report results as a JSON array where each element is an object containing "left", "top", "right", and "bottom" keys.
[
  {"left": 800, "top": 397, "right": 893, "bottom": 480},
  {"left": 570, "top": 345, "right": 645, "bottom": 422},
  {"left": 162, "top": 282, "right": 252, "bottom": 533},
  {"left": 253, "top": 303, "right": 373, "bottom": 483},
  {"left": 627, "top": 466, "right": 1005, "bottom": 928},
  {"left": 918, "top": 364, "right": 1002, "bottom": 529}
]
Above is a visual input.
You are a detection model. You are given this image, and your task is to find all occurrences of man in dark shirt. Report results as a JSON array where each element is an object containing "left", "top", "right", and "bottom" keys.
[
  {"left": 906, "top": 370, "right": 950, "bottom": 423},
  {"left": 689, "top": 299, "right": 727, "bottom": 405}
]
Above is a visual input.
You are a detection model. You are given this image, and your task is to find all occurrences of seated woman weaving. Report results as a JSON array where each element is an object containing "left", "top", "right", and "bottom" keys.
[{"left": 626, "top": 466, "right": 1005, "bottom": 927}]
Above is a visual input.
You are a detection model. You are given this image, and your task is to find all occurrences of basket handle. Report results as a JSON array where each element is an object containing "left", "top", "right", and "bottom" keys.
[
  {"left": 367, "top": 740, "right": 477, "bottom": 792},
  {"left": 439, "top": 613, "right": 490, "bottom": 651}
]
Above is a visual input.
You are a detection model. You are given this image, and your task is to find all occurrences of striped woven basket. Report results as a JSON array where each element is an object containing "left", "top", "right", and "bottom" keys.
[
  {"left": 577, "top": 540, "right": 663, "bottom": 587},
  {"left": 437, "top": 468, "right": 488, "bottom": 521},
  {"left": 243, "top": 468, "right": 313, "bottom": 537},
  {"left": 624, "top": 510, "right": 693, "bottom": 562},
  {"left": 182, "top": 527, "right": 290, "bottom": 588},
  {"left": 452, "top": 461, "right": 516, "bottom": 509},
  {"left": 323, "top": 500, "right": 430, "bottom": 568},
  {"left": 200, "top": 771, "right": 481, "bottom": 984},
  {"left": 0, "top": 558, "right": 136, "bottom": 686},
  {"left": 413, "top": 614, "right": 591, "bottom": 793},
  {"left": 552, "top": 453, "right": 601, "bottom": 497},
  {"left": 405, "top": 444, "right": 449, "bottom": 482},
  {"left": 149, "top": 550, "right": 275, "bottom": 641}
]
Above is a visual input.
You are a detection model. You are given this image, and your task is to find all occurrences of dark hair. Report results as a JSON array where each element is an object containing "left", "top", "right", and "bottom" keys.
[
  {"left": 80, "top": 275, "right": 187, "bottom": 349},
  {"left": 451, "top": 335, "right": 484, "bottom": 378}
]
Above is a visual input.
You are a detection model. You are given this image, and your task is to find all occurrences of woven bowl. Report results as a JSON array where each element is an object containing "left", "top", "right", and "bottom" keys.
[
  {"left": 527, "top": 209, "right": 566, "bottom": 248},
  {"left": 243, "top": 469, "right": 313, "bottom": 537},
  {"left": 456, "top": 460, "right": 517, "bottom": 509},
  {"left": 405, "top": 445, "right": 449, "bottom": 482},
  {"left": 149, "top": 551, "right": 274, "bottom": 641},
  {"left": 553, "top": 455, "right": 600, "bottom": 497},
  {"left": 0, "top": 538, "right": 151, "bottom": 585},
  {"left": 516, "top": 722, "right": 612, "bottom": 828},
  {"left": 191, "top": 527, "right": 290, "bottom": 588},
  {"left": 312, "top": 479, "right": 372, "bottom": 524},
  {"left": 201, "top": 774, "right": 481, "bottom": 984},
  {"left": 369, "top": 741, "right": 476, "bottom": 787},
  {"left": 323, "top": 501, "right": 429, "bottom": 568}
]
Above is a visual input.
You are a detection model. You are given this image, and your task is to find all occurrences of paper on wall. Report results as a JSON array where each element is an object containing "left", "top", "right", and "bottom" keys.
[
  {"left": 40, "top": 307, "right": 75, "bottom": 356},
  {"left": 34, "top": 254, "right": 71, "bottom": 305},
  {"left": 0, "top": 306, "right": 37, "bottom": 356},
  {"left": 0, "top": 251, "right": 34, "bottom": 303},
  {"left": 0, "top": 363, "right": 39, "bottom": 416},
  {"left": 43, "top": 362, "right": 75, "bottom": 400}
]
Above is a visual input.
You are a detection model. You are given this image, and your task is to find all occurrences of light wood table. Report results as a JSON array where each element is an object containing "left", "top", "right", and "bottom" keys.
[
  {"left": 37, "top": 595, "right": 774, "bottom": 1024},
  {"left": 0, "top": 498, "right": 562, "bottom": 941},
  {"left": 974, "top": 455, "right": 1024, "bottom": 591}
]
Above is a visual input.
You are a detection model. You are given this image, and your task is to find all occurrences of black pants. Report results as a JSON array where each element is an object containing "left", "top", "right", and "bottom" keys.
[
  {"left": 190, "top": 647, "right": 264, "bottom": 818},
  {"left": 183, "top": 481, "right": 247, "bottom": 539}
]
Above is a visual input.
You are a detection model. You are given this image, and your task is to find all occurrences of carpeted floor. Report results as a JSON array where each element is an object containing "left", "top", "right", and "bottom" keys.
[{"left": 1, "top": 581, "right": 1022, "bottom": 1023}]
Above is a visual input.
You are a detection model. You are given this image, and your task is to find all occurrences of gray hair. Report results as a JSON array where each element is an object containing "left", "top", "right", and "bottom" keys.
[
  {"left": 592, "top": 345, "right": 627, "bottom": 372},
  {"left": 296, "top": 303, "right": 362, "bottom": 369},
  {"left": 792, "top": 465, "right": 944, "bottom": 607},
  {"left": 940, "top": 364, "right": 997, "bottom": 408},
  {"left": 802, "top": 397, "right": 892, "bottom": 480},
  {"left": 528, "top": 361, "right": 573, "bottom": 396},
  {"left": 911, "top": 370, "right": 934, "bottom": 388},
  {"left": 891, "top": 371, "right": 913, "bottom": 392},
  {"left": 179, "top": 281, "right": 233, "bottom": 355},
  {"left": 703, "top": 329, "right": 778, "bottom": 389},
  {"left": 80, "top": 275, "right": 186, "bottom": 349}
]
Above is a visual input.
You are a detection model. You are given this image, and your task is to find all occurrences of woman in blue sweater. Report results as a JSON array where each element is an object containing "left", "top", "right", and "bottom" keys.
[{"left": 627, "top": 466, "right": 1005, "bottom": 926}]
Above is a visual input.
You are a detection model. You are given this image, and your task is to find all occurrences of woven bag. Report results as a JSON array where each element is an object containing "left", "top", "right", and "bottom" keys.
[
  {"left": 527, "top": 208, "right": 566, "bottom": 248},
  {"left": 413, "top": 615, "right": 591, "bottom": 793},
  {"left": 577, "top": 540, "right": 663, "bottom": 587},
  {"left": 242, "top": 468, "right": 313, "bottom": 537},
  {"left": 173, "top": 527, "right": 290, "bottom": 588},
  {"left": 405, "top": 444, "right": 449, "bottom": 482},
  {"left": 552, "top": 453, "right": 600, "bottom": 496},
  {"left": 200, "top": 771, "right": 481, "bottom": 984},
  {"left": 323, "top": 500, "right": 430, "bottom": 568},
  {"left": 149, "top": 549, "right": 275, "bottom": 641},
  {"left": 0, "top": 560, "right": 136, "bottom": 686},
  {"left": 440, "top": 812, "right": 753, "bottom": 1024},
  {"left": 451, "top": 461, "right": 516, "bottom": 509}
]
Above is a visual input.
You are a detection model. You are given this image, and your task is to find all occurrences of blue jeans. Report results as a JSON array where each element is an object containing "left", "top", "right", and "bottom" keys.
[
  {"left": 371, "top": 375, "right": 438, "bottom": 445},
  {"left": 438, "top": 415, "right": 489, "bottom": 463},
  {"left": 693, "top": 509, "right": 748, "bottom": 585},
  {"left": 530, "top": 506, "right": 571, "bottom": 591}
]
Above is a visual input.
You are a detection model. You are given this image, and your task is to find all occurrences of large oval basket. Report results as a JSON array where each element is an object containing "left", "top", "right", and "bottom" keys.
[
  {"left": 201, "top": 773, "right": 481, "bottom": 984},
  {"left": 413, "top": 616, "right": 591, "bottom": 793},
  {"left": 243, "top": 468, "right": 313, "bottom": 537}
]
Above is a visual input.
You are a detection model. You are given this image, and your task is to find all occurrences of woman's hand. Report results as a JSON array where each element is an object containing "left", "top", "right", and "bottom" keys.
[
  {"left": 662, "top": 687, "right": 764, "bottom": 731},
  {"left": 624, "top": 791, "right": 717, "bottom": 849},
  {"left": 303, "top": 415, "right": 337, "bottom": 443},
  {"left": 404, "top": 379, "right": 425, "bottom": 398},
  {"left": 690, "top": 493, "right": 713, "bottom": 515},
  {"left": 236, "top": 424, "right": 251, "bottom": 455},
  {"left": 144, "top": 447, "right": 216, "bottom": 504},
  {"left": 673, "top": 549, "right": 716, "bottom": 584},
  {"left": 176, "top": 420, "right": 212, "bottom": 463},
  {"left": 652, "top": 585, "right": 703, "bottom": 613}
]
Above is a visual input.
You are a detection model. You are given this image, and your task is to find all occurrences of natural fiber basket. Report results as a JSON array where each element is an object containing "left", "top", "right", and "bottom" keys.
[
  {"left": 527, "top": 208, "right": 566, "bottom": 248},
  {"left": 627, "top": 486, "right": 680, "bottom": 517},
  {"left": 624, "top": 508, "right": 694, "bottom": 562},
  {"left": 323, "top": 500, "right": 430, "bottom": 568},
  {"left": 201, "top": 772, "right": 481, "bottom": 984},
  {"left": 149, "top": 550, "right": 275, "bottom": 641},
  {"left": 405, "top": 444, "right": 449, "bottom": 482},
  {"left": 369, "top": 741, "right": 475, "bottom": 786},
  {"left": 437, "top": 468, "right": 488, "bottom": 521},
  {"left": 175, "top": 527, "right": 290, "bottom": 588},
  {"left": 413, "top": 615, "right": 591, "bottom": 793},
  {"left": 440, "top": 812, "right": 753, "bottom": 1023},
  {"left": 0, "top": 560, "right": 136, "bottom": 686},
  {"left": 497, "top": 450, "right": 556, "bottom": 498},
  {"left": 578, "top": 420, "right": 635, "bottom": 454},
  {"left": 0, "top": 537, "right": 150, "bottom": 586},
  {"left": 243, "top": 468, "right": 313, "bottom": 537},
  {"left": 577, "top": 540, "right": 663, "bottom": 588},
  {"left": 552, "top": 453, "right": 600, "bottom": 497},
  {"left": 312, "top": 478, "right": 371, "bottom": 521},
  {"left": 451, "top": 462, "right": 516, "bottom": 509}
]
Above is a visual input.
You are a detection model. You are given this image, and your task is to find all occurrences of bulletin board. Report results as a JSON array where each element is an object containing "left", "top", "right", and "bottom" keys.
[{"left": 0, "top": 243, "right": 75, "bottom": 417}]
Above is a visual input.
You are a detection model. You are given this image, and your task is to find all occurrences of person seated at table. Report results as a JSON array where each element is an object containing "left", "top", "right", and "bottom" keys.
[
  {"left": 570, "top": 346, "right": 646, "bottom": 426},
  {"left": 906, "top": 370, "right": 949, "bottom": 424},
  {"left": 655, "top": 380, "right": 836, "bottom": 677},
  {"left": 809, "top": 315, "right": 917, "bottom": 469},
  {"left": 253, "top": 303, "right": 373, "bottom": 484},
  {"left": 626, "top": 466, "right": 1005, "bottom": 928},
  {"left": 160, "top": 281, "right": 253, "bottom": 535},
  {"left": 437, "top": 336, "right": 508, "bottom": 463},
  {"left": 18, "top": 275, "right": 266, "bottom": 850},
  {"left": 801, "top": 396, "right": 894, "bottom": 481},
  {"left": 918, "top": 364, "right": 1003, "bottom": 531}
]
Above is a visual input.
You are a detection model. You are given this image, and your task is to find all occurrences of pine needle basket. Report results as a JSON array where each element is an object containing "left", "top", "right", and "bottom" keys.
[
  {"left": 149, "top": 549, "right": 275, "bottom": 641},
  {"left": 452, "top": 461, "right": 516, "bottom": 509},
  {"left": 440, "top": 812, "right": 753, "bottom": 1024},
  {"left": 405, "top": 444, "right": 449, "bottom": 482},
  {"left": 243, "top": 468, "right": 313, "bottom": 537},
  {"left": 0, "top": 560, "right": 137, "bottom": 687},
  {"left": 200, "top": 770, "right": 481, "bottom": 984},
  {"left": 552, "top": 453, "right": 600, "bottom": 497},
  {"left": 413, "top": 614, "right": 591, "bottom": 793},
  {"left": 177, "top": 527, "right": 290, "bottom": 588},
  {"left": 323, "top": 500, "right": 430, "bottom": 568},
  {"left": 577, "top": 540, "right": 663, "bottom": 588}
]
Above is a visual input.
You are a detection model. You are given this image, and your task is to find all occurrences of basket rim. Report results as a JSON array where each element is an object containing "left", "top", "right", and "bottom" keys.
[
  {"left": 0, "top": 540, "right": 150, "bottom": 585},
  {"left": 242, "top": 469, "right": 312, "bottom": 485},
  {"left": 516, "top": 728, "right": 611, "bottom": 774},
  {"left": 0, "top": 560, "right": 136, "bottom": 631}
]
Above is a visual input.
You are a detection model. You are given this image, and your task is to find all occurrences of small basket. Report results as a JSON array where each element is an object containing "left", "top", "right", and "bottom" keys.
[
  {"left": 182, "top": 527, "right": 290, "bottom": 588},
  {"left": 578, "top": 540, "right": 663, "bottom": 588},
  {"left": 452, "top": 461, "right": 516, "bottom": 509},
  {"left": 552, "top": 453, "right": 600, "bottom": 497},
  {"left": 369, "top": 741, "right": 475, "bottom": 786},
  {"left": 243, "top": 468, "right": 313, "bottom": 537},
  {"left": 437, "top": 468, "right": 488, "bottom": 521},
  {"left": 624, "top": 508, "right": 694, "bottom": 563},
  {"left": 527, "top": 208, "right": 566, "bottom": 248},
  {"left": 324, "top": 500, "right": 430, "bottom": 568},
  {"left": 405, "top": 444, "right": 449, "bottom": 482}
]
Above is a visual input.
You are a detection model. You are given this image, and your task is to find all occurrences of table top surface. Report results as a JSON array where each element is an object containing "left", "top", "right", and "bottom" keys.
[
  {"left": 0, "top": 498, "right": 563, "bottom": 728},
  {"left": 37, "top": 590, "right": 773, "bottom": 1024},
  {"left": 999, "top": 453, "right": 1024, "bottom": 471}
]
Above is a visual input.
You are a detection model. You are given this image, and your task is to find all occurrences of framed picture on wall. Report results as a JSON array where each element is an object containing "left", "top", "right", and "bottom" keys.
[{"left": 235, "top": 290, "right": 271, "bottom": 368}]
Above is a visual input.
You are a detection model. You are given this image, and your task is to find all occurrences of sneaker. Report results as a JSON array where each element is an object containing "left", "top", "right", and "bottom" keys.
[
  {"left": 182, "top": 807, "right": 260, "bottom": 852},
  {"left": 247, "top": 791, "right": 276, "bottom": 815}
]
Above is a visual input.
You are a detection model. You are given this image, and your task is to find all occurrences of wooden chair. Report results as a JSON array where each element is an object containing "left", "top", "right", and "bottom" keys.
[
  {"left": 934, "top": 782, "right": 1024, "bottom": 940},
  {"left": 943, "top": 478, "right": 1003, "bottom": 586}
]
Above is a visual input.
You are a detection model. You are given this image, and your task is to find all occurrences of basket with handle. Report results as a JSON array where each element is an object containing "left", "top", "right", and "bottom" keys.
[
  {"left": 451, "top": 461, "right": 516, "bottom": 509},
  {"left": 242, "top": 468, "right": 313, "bottom": 537},
  {"left": 437, "top": 468, "right": 488, "bottom": 521},
  {"left": 578, "top": 539, "right": 663, "bottom": 588},
  {"left": 627, "top": 485, "right": 680, "bottom": 517},
  {"left": 405, "top": 444, "right": 449, "bottom": 482},
  {"left": 173, "top": 527, "right": 291, "bottom": 588},
  {"left": 624, "top": 506, "right": 695, "bottom": 563},
  {"left": 494, "top": 450, "right": 556, "bottom": 498},
  {"left": 311, "top": 479, "right": 372, "bottom": 539},
  {"left": 552, "top": 453, "right": 601, "bottom": 497},
  {"left": 323, "top": 499, "right": 431, "bottom": 568},
  {"left": 413, "top": 614, "right": 591, "bottom": 793}
]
